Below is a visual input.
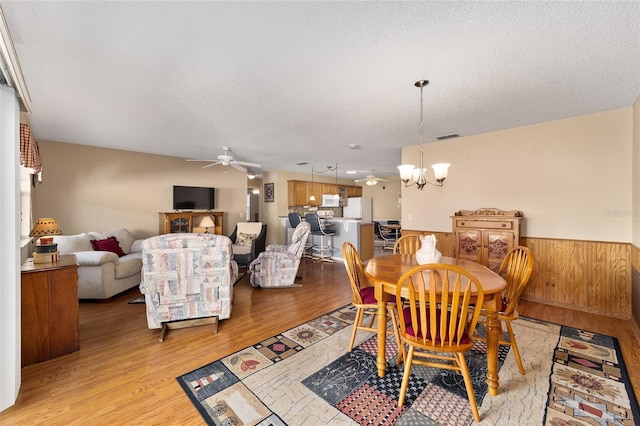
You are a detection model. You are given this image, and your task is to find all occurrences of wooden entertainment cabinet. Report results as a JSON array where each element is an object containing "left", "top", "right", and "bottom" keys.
[
  {"left": 159, "top": 211, "right": 224, "bottom": 234},
  {"left": 21, "top": 254, "right": 79, "bottom": 366}
]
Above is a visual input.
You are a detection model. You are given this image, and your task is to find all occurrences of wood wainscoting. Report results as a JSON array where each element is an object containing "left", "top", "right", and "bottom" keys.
[{"left": 403, "top": 229, "right": 633, "bottom": 319}]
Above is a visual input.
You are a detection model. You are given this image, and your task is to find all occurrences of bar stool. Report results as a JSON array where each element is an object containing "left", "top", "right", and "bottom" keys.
[{"left": 304, "top": 213, "right": 335, "bottom": 263}]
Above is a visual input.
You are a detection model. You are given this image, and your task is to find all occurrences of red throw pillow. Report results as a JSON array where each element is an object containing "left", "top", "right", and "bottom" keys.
[{"left": 90, "top": 236, "right": 126, "bottom": 257}]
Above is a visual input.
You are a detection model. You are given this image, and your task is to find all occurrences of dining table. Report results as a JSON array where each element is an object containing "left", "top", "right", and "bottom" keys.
[
  {"left": 364, "top": 254, "right": 507, "bottom": 396},
  {"left": 380, "top": 223, "right": 402, "bottom": 239}
]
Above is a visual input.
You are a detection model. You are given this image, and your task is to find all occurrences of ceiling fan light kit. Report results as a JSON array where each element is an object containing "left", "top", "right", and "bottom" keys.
[
  {"left": 354, "top": 171, "right": 389, "bottom": 186},
  {"left": 398, "top": 80, "right": 450, "bottom": 190}
]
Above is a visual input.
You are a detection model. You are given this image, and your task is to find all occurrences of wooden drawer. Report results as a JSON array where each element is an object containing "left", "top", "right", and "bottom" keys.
[{"left": 453, "top": 219, "right": 513, "bottom": 230}]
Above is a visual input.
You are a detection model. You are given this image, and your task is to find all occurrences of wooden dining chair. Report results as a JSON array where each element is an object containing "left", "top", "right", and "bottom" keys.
[
  {"left": 393, "top": 234, "right": 422, "bottom": 254},
  {"left": 342, "top": 242, "right": 401, "bottom": 353},
  {"left": 476, "top": 245, "right": 534, "bottom": 375},
  {"left": 395, "top": 263, "right": 484, "bottom": 422}
]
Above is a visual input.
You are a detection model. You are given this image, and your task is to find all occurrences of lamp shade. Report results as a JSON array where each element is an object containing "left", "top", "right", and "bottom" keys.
[
  {"left": 29, "top": 218, "right": 63, "bottom": 238},
  {"left": 198, "top": 216, "right": 216, "bottom": 228},
  {"left": 397, "top": 164, "right": 415, "bottom": 181},
  {"left": 432, "top": 163, "right": 451, "bottom": 181}
]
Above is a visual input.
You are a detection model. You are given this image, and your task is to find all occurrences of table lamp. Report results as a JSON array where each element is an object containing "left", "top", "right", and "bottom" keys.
[
  {"left": 198, "top": 216, "right": 216, "bottom": 234},
  {"left": 29, "top": 218, "right": 63, "bottom": 263}
]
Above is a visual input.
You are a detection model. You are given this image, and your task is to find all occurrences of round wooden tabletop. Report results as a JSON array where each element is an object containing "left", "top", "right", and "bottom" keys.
[{"left": 365, "top": 254, "right": 506, "bottom": 295}]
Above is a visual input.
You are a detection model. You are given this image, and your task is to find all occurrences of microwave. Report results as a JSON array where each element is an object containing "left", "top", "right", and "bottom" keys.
[{"left": 321, "top": 194, "right": 340, "bottom": 207}]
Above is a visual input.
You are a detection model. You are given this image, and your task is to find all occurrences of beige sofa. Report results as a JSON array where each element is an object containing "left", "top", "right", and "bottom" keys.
[{"left": 53, "top": 228, "right": 144, "bottom": 300}]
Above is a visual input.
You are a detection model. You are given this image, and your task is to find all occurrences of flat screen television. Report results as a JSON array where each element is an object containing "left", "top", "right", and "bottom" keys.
[{"left": 173, "top": 185, "right": 215, "bottom": 210}]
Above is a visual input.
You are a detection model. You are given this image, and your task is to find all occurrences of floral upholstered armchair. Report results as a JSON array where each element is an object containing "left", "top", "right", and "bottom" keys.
[
  {"left": 140, "top": 233, "right": 238, "bottom": 341},
  {"left": 249, "top": 222, "right": 310, "bottom": 288}
]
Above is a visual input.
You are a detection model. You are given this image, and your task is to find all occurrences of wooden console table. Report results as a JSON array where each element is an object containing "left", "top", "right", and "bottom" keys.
[
  {"left": 159, "top": 211, "right": 224, "bottom": 235},
  {"left": 21, "top": 254, "right": 79, "bottom": 366}
]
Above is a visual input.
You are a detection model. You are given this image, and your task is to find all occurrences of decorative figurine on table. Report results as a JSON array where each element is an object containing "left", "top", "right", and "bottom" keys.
[{"left": 415, "top": 234, "right": 442, "bottom": 265}]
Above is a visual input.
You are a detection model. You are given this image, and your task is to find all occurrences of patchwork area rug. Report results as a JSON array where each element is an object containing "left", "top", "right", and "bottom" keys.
[{"left": 177, "top": 305, "right": 638, "bottom": 425}]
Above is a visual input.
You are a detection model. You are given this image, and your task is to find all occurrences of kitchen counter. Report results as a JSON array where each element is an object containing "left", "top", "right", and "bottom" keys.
[{"left": 281, "top": 216, "right": 374, "bottom": 261}]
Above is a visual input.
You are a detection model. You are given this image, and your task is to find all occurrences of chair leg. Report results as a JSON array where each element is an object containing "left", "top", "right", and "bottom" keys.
[
  {"left": 398, "top": 344, "right": 414, "bottom": 407},
  {"left": 349, "top": 308, "right": 365, "bottom": 351},
  {"left": 457, "top": 352, "right": 481, "bottom": 422},
  {"left": 159, "top": 324, "right": 167, "bottom": 342},
  {"left": 506, "top": 321, "right": 525, "bottom": 375},
  {"left": 387, "top": 306, "right": 403, "bottom": 364}
]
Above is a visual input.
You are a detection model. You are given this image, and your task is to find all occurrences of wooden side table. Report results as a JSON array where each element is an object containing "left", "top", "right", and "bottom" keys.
[{"left": 21, "top": 254, "right": 79, "bottom": 366}]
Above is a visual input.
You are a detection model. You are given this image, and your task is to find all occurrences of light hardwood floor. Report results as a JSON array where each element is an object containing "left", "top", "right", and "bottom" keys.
[{"left": 1, "top": 258, "right": 639, "bottom": 425}]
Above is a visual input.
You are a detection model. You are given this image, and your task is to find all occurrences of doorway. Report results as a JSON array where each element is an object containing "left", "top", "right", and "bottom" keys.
[{"left": 247, "top": 188, "right": 260, "bottom": 222}]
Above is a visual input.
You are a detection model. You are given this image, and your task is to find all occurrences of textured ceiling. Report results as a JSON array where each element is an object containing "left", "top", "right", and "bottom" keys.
[{"left": 2, "top": 1, "right": 639, "bottom": 180}]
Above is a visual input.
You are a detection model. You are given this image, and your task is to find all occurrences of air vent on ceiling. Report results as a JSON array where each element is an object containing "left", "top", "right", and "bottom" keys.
[
  {"left": 436, "top": 133, "right": 459, "bottom": 140},
  {"left": 296, "top": 162, "right": 309, "bottom": 166}
]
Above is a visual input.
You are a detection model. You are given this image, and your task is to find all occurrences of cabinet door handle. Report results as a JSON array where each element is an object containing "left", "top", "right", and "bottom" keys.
[
  {"left": 502, "top": 224, "right": 506, "bottom": 227},
  {"left": 460, "top": 222, "right": 465, "bottom": 225}
]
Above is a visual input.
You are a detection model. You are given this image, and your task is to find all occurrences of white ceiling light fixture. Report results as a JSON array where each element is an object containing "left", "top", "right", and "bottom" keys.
[
  {"left": 355, "top": 171, "right": 389, "bottom": 186},
  {"left": 398, "top": 80, "right": 450, "bottom": 190}
]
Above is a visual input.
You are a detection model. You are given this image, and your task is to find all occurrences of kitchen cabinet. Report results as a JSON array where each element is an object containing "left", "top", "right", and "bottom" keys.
[
  {"left": 322, "top": 183, "right": 337, "bottom": 194},
  {"left": 21, "top": 255, "right": 79, "bottom": 366},
  {"left": 347, "top": 186, "right": 363, "bottom": 197},
  {"left": 159, "top": 211, "right": 224, "bottom": 234},
  {"left": 452, "top": 208, "right": 523, "bottom": 272},
  {"left": 288, "top": 181, "right": 321, "bottom": 206},
  {"left": 287, "top": 180, "right": 363, "bottom": 206}
]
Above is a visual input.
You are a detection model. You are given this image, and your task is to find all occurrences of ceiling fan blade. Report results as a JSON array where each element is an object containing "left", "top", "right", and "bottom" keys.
[
  {"left": 376, "top": 178, "right": 390, "bottom": 182},
  {"left": 234, "top": 160, "right": 262, "bottom": 168},
  {"left": 354, "top": 178, "right": 367, "bottom": 183},
  {"left": 201, "top": 161, "right": 222, "bottom": 169},
  {"left": 230, "top": 163, "right": 247, "bottom": 172},
  {"left": 186, "top": 159, "right": 218, "bottom": 162}
]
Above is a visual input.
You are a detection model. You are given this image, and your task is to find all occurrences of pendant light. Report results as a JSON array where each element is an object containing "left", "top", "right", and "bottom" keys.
[{"left": 398, "top": 80, "right": 450, "bottom": 189}]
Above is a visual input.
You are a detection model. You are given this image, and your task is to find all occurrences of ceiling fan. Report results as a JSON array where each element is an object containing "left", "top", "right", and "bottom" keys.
[
  {"left": 354, "top": 171, "right": 389, "bottom": 186},
  {"left": 186, "top": 146, "right": 261, "bottom": 172}
]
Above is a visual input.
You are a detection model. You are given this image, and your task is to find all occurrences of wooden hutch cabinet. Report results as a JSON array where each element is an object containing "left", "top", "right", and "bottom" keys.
[
  {"left": 159, "top": 211, "right": 224, "bottom": 235},
  {"left": 452, "top": 208, "right": 523, "bottom": 272}
]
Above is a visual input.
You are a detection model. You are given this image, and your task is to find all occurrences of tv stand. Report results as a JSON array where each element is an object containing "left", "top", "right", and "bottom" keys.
[{"left": 159, "top": 211, "right": 224, "bottom": 235}]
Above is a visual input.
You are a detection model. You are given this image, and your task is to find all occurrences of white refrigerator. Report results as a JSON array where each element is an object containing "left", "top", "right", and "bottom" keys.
[{"left": 342, "top": 197, "right": 372, "bottom": 223}]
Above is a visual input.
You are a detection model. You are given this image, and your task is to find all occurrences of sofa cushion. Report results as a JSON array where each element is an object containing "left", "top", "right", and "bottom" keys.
[
  {"left": 89, "top": 228, "right": 136, "bottom": 254},
  {"left": 115, "top": 253, "right": 143, "bottom": 279},
  {"left": 54, "top": 233, "right": 93, "bottom": 254},
  {"left": 91, "top": 236, "right": 126, "bottom": 257},
  {"left": 75, "top": 250, "right": 119, "bottom": 266},
  {"left": 232, "top": 244, "right": 252, "bottom": 255}
]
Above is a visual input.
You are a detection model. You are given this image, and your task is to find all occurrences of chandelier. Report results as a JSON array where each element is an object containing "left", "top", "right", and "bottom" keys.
[{"left": 397, "top": 80, "right": 450, "bottom": 190}]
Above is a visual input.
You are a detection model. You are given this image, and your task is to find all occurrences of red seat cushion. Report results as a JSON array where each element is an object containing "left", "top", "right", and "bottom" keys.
[
  {"left": 403, "top": 307, "right": 470, "bottom": 344},
  {"left": 359, "top": 286, "right": 396, "bottom": 304}
]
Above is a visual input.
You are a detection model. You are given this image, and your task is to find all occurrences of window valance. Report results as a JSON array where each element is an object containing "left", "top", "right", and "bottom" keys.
[{"left": 19, "top": 123, "right": 41, "bottom": 173}]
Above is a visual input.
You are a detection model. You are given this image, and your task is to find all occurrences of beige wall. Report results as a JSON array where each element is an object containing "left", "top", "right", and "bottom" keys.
[
  {"left": 34, "top": 141, "right": 248, "bottom": 239},
  {"left": 401, "top": 108, "right": 633, "bottom": 242},
  {"left": 360, "top": 178, "right": 402, "bottom": 221}
]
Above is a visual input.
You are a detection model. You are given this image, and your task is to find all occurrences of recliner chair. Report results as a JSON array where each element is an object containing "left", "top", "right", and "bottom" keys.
[
  {"left": 140, "top": 233, "right": 238, "bottom": 342},
  {"left": 249, "top": 222, "right": 311, "bottom": 288}
]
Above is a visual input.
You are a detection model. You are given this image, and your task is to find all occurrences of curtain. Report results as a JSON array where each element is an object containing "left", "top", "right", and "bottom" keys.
[{"left": 19, "top": 123, "right": 41, "bottom": 173}]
